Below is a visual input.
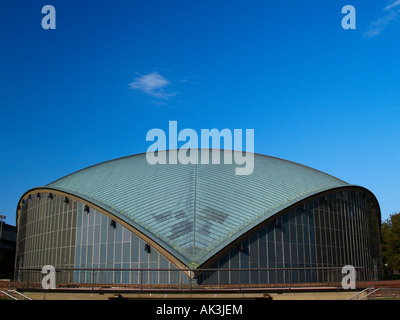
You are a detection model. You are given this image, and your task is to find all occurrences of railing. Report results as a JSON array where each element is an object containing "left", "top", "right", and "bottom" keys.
[
  {"left": 346, "top": 287, "right": 400, "bottom": 300},
  {"left": 0, "top": 290, "right": 18, "bottom": 300},
  {"left": 360, "top": 287, "right": 381, "bottom": 300},
  {"left": 359, "top": 287, "right": 400, "bottom": 300},
  {"left": 7, "top": 290, "right": 32, "bottom": 300},
  {"left": 16, "top": 266, "right": 366, "bottom": 291},
  {"left": 0, "top": 290, "right": 32, "bottom": 300},
  {"left": 346, "top": 286, "right": 375, "bottom": 300}
]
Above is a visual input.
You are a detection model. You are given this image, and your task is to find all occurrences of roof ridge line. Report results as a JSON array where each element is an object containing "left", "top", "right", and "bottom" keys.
[{"left": 192, "top": 160, "right": 198, "bottom": 257}]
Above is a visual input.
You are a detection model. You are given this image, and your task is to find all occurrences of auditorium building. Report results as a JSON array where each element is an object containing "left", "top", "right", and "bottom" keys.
[{"left": 14, "top": 150, "right": 382, "bottom": 286}]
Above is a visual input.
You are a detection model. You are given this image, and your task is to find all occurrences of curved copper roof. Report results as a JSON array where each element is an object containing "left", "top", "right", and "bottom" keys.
[{"left": 29, "top": 150, "right": 350, "bottom": 268}]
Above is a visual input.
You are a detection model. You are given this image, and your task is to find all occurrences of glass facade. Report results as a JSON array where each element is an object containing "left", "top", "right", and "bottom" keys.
[
  {"left": 199, "top": 190, "right": 382, "bottom": 284},
  {"left": 15, "top": 189, "right": 381, "bottom": 286},
  {"left": 16, "top": 193, "right": 78, "bottom": 283},
  {"left": 15, "top": 193, "right": 186, "bottom": 285}
]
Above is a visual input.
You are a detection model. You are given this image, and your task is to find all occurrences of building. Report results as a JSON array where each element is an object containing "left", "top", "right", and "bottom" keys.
[
  {"left": 14, "top": 150, "right": 382, "bottom": 286},
  {"left": 0, "top": 222, "right": 17, "bottom": 279}
]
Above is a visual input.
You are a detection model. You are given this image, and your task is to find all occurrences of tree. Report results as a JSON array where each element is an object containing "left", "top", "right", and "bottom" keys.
[{"left": 381, "top": 213, "right": 400, "bottom": 276}]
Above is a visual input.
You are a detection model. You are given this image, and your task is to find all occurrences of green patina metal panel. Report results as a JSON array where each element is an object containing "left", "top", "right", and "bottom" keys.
[{"left": 44, "top": 150, "right": 349, "bottom": 267}]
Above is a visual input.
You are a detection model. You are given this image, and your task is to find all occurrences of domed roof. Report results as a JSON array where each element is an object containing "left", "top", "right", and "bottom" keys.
[{"left": 44, "top": 150, "right": 349, "bottom": 267}]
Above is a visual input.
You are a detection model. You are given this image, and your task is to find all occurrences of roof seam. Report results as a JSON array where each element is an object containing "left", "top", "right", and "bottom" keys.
[
  {"left": 43, "top": 150, "right": 353, "bottom": 268},
  {"left": 192, "top": 160, "right": 198, "bottom": 256}
]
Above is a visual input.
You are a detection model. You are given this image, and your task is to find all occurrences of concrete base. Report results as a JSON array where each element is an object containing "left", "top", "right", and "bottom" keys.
[
  {"left": 270, "top": 291, "right": 360, "bottom": 300},
  {"left": 20, "top": 289, "right": 361, "bottom": 300},
  {"left": 22, "top": 291, "right": 274, "bottom": 300}
]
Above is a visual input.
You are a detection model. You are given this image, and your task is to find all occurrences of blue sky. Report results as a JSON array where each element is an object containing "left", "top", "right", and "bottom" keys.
[{"left": 1, "top": 0, "right": 400, "bottom": 226}]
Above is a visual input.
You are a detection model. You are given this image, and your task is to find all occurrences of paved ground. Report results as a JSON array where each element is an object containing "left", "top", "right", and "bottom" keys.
[{"left": 2, "top": 279, "right": 400, "bottom": 300}]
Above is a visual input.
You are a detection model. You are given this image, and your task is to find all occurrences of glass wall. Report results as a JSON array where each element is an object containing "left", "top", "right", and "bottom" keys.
[
  {"left": 15, "top": 193, "right": 187, "bottom": 285},
  {"left": 199, "top": 190, "right": 381, "bottom": 285},
  {"left": 15, "top": 189, "right": 381, "bottom": 286},
  {"left": 16, "top": 193, "right": 78, "bottom": 283}
]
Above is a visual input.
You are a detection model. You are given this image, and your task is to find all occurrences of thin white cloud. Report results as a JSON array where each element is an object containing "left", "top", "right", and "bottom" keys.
[
  {"left": 130, "top": 72, "right": 176, "bottom": 99},
  {"left": 364, "top": 0, "right": 400, "bottom": 38},
  {"left": 385, "top": 0, "right": 400, "bottom": 11}
]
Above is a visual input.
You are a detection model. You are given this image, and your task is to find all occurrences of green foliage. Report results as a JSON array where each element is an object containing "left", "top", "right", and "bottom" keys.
[{"left": 381, "top": 213, "right": 400, "bottom": 275}]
